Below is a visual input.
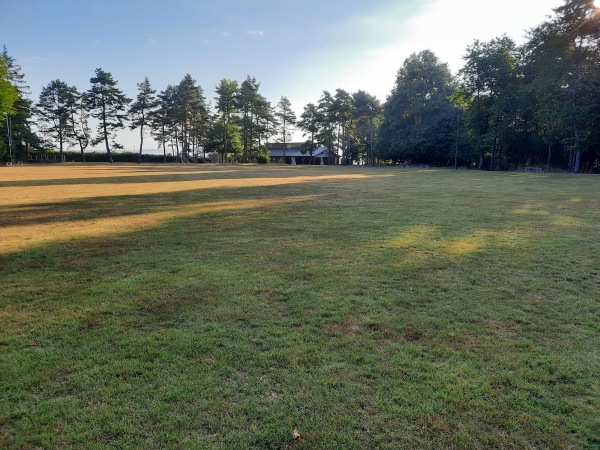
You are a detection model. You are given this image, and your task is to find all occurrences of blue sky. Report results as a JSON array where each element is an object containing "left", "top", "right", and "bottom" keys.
[{"left": 3, "top": 0, "right": 564, "bottom": 149}]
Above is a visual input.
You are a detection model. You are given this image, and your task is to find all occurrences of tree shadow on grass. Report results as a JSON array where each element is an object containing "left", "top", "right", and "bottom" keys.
[
  {"left": 1, "top": 169, "right": 599, "bottom": 449},
  {"left": 0, "top": 164, "right": 374, "bottom": 188}
]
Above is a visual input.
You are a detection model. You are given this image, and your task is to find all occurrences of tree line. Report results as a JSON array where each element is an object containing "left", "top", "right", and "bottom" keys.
[
  {"left": 1, "top": 0, "right": 598, "bottom": 171},
  {"left": 379, "top": 0, "right": 599, "bottom": 172}
]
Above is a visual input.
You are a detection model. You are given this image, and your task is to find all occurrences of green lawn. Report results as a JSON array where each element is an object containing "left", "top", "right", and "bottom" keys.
[{"left": 1, "top": 164, "right": 599, "bottom": 449}]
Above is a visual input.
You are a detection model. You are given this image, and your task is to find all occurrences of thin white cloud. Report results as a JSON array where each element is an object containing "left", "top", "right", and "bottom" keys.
[
  {"left": 248, "top": 30, "right": 265, "bottom": 37},
  {"left": 23, "top": 55, "right": 50, "bottom": 63},
  {"left": 148, "top": 38, "right": 158, "bottom": 45}
]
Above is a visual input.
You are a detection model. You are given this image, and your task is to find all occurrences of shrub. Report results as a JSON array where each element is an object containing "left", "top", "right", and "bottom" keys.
[{"left": 256, "top": 154, "right": 270, "bottom": 164}]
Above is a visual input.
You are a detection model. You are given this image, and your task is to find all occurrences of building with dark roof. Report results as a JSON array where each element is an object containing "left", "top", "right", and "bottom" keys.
[{"left": 266, "top": 142, "right": 337, "bottom": 165}]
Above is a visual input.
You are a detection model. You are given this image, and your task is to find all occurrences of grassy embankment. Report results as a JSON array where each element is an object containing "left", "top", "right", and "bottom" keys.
[{"left": 1, "top": 164, "right": 598, "bottom": 449}]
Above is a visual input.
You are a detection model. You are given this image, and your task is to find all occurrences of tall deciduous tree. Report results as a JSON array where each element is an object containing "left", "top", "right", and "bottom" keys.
[
  {"left": 0, "top": 53, "right": 17, "bottom": 164},
  {"left": 459, "top": 37, "right": 519, "bottom": 170},
  {"left": 204, "top": 117, "right": 242, "bottom": 162},
  {"left": 87, "top": 68, "right": 131, "bottom": 163},
  {"left": 523, "top": 0, "right": 600, "bottom": 172},
  {"left": 0, "top": 53, "right": 17, "bottom": 122},
  {"left": 379, "top": 50, "right": 456, "bottom": 165},
  {"left": 1, "top": 47, "right": 38, "bottom": 163},
  {"left": 129, "top": 77, "right": 158, "bottom": 163}
]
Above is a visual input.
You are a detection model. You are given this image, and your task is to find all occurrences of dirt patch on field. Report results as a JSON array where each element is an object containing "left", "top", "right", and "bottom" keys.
[{"left": 482, "top": 318, "right": 519, "bottom": 338}]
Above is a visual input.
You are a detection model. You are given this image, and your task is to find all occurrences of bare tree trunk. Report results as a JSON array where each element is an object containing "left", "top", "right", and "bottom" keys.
[
  {"left": 346, "top": 121, "right": 352, "bottom": 165},
  {"left": 162, "top": 124, "right": 166, "bottom": 163},
  {"left": 102, "top": 105, "right": 113, "bottom": 163},
  {"left": 76, "top": 135, "right": 86, "bottom": 163},
  {"left": 489, "top": 138, "right": 497, "bottom": 171},
  {"left": 568, "top": 147, "right": 574, "bottom": 172},
  {"left": 138, "top": 121, "right": 144, "bottom": 164},
  {"left": 574, "top": 128, "right": 581, "bottom": 173},
  {"left": 6, "top": 117, "right": 13, "bottom": 164},
  {"left": 59, "top": 130, "right": 64, "bottom": 162},
  {"left": 282, "top": 118, "right": 286, "bottom": 164},
  {"left": 574, "top": 148, "right": 581, "bottom": 173},
  {"left": 546, "top": 141, "right": 552, "bottom": 170},
  {"left": 223, "top": 116, "right": 228, "bottom": 163}
]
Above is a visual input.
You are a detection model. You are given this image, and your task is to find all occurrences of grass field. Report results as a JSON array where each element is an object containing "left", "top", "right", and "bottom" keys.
[{"left": 1, "top": 164, "right": 599, "bottom": 449}]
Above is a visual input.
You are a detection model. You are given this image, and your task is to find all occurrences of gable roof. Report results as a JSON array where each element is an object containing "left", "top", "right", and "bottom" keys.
[{"left": 266, "top": 142, "right": 307, "bottom": 150}]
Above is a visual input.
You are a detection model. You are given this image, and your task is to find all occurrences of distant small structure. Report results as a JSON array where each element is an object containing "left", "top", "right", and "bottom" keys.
[
  {"left": 267, "top": 142, "right": 336, "bottom": 165},
  {"left": 523, "top": 167, "right": 544, "bottom": 173}
]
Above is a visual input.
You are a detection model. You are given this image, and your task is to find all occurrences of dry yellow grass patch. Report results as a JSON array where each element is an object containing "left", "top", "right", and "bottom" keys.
[
  {"left": 0, "top": 164, "right": 382, "bottom": 254},
  {"left": 0, "top": 196, "right": 318, "bottom": 254},
  {"left": 0, "top": 164, "right": 384, "bottom": 254},
  {"left": 0, "top": 164, "right": 374, "bottom": 206},
  {"left": 442, "top": 240, "right": 481, "bottom": 256}
]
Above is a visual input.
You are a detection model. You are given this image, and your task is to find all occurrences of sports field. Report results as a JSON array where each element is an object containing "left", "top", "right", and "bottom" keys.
[{"left": 1, "top": 164, "right": 598, "bottom": 448}]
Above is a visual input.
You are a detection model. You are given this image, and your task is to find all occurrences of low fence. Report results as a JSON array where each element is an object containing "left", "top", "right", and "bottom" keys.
[
  {"left": 29, "top": 154, "right": 65, "bottom": 163},
  {"left": 27, "top": 151, "right": 178, "bottom": 163}
]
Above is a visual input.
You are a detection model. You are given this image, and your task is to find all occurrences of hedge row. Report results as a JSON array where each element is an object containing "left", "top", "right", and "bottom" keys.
[{"left": 32, "top": 151, "right": 178, "bottom": 163}]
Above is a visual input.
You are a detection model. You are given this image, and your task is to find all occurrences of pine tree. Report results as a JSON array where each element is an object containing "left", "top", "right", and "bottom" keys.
[
  {"left": 175, "top": 74, "right": 208, "bottom": 161},
  {"left": 36, "top": 79, "right": 74, "bottom": 161},
  {"left": 87, "top": 68, "right": 131, "bottom": 163},
  {"left": 129, "top": 77, "right": 158, "bottom": 163},
  {"left": 215, "top": 78, "right": 239, "bottom": 162},
  {"left": 66, "top": 87, "right": 91, "bottom": 163},
  {"left": 275, "top": 96, "right": 296, "bottom": 163}
]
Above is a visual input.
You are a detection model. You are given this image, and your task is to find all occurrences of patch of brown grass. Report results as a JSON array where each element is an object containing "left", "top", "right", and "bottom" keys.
[
  {"left": 322, "top": 315, "right": 369, "bottom": 337},
  {"left": 0, "top": 196, "right": 317, "bottom": 254},
  {"left": 0, "top": 165, "right": 376, "bottom": 206}
]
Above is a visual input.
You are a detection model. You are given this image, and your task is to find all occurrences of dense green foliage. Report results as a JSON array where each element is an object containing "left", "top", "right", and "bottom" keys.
[
  {"left": 35, "top": 80, "right": 77, "bottom": 161},
  {"left": 128, "top": 77, "right": 158, "bottom": 163},
  {"left": 380, "top": 1, "right": 599, "bottom": 171},
  {"left": 0, "top": 47, "right": 39, "bottom": 163},
  {"left": 0, "top": 53, "right": 18, "bottom": 122},
  {"left": 522, "top": 0, "right": 600, "bottom": 172},
  {"left": 456, "top": 1, "right": 600, "bottom": 171},
  {"left": 378, "top": 50, "right": 457, "bottom": 165},
  {"left": 87, "top": 68, "right": 131, "bottom": 163}
]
